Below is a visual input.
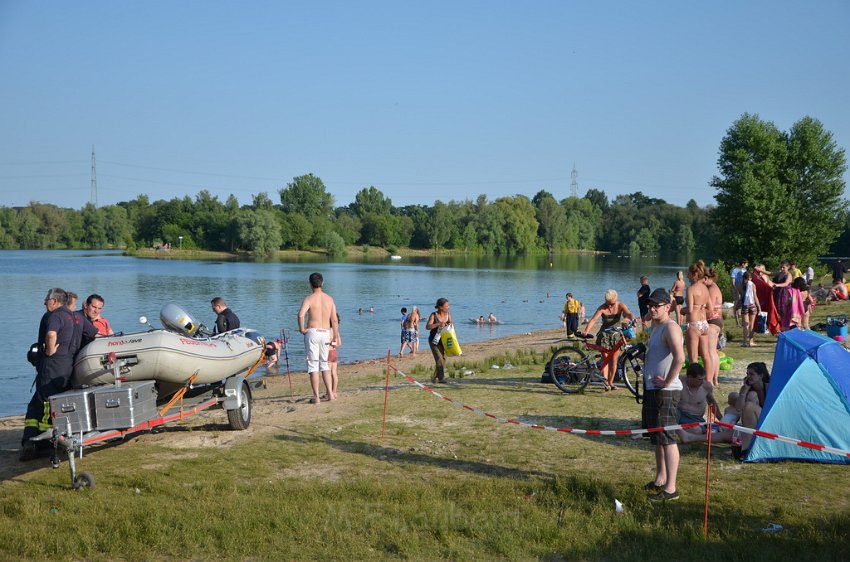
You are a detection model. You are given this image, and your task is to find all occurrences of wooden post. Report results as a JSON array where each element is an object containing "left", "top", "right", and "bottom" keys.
[
  {"left": 703, "top": 408, "right": 715, "bottom": 538},
  {"left": 381, "top": 350, "right": 392, "bottom": 439}
]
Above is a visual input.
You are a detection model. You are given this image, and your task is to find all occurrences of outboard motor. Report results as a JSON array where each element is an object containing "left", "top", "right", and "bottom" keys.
[{"left": 160, "top": 303, "right": 202, "bottom": 336}]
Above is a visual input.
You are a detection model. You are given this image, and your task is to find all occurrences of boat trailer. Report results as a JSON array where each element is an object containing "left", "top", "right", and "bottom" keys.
[{"left": 35, "top": 356, "right": 266, "bottom": 490}]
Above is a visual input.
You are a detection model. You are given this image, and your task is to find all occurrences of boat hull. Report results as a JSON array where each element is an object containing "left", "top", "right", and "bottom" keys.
[{"left": 73, "top": 328, "right": 264, "bottom": 387}]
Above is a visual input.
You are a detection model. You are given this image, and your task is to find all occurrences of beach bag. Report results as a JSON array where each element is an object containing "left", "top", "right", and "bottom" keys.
[{"left": 440, "top": 324, "right": 463, "bottom": 356}]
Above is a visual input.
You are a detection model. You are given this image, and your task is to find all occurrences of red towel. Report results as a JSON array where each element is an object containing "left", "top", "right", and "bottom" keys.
[{"left": 752, "top": 274, "right": 780, "bottom": 335}]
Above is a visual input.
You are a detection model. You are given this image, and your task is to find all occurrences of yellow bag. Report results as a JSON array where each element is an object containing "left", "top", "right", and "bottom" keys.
[{"left": 440, "top": 324, "right": 463, "bottom": 356}]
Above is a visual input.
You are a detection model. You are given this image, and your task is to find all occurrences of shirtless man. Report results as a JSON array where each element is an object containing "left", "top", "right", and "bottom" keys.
[
  {"left": 297, "top": 272, "right": 340, "bottom": 404},
  {"left": 675, "top": 364, "right": 720, "bottom": 441}
]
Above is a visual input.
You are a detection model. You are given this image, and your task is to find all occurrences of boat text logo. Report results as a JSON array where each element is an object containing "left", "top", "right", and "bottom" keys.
[
  {"left": 107, "top": 338, "right": 142, "bottom": 347},
  {"left": 179, "top": 338, "right": 216, "bottom": 348}
]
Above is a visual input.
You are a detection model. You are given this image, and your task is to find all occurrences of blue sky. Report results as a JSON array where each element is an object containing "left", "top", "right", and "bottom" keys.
[{"left": 1, "top": 1, "right": 848, "bottom": 210}]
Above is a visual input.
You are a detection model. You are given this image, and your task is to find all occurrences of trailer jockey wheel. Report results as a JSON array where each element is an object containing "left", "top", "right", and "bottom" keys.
[{"left": 73, "top": 472, "right": 95, "bottom": 490}]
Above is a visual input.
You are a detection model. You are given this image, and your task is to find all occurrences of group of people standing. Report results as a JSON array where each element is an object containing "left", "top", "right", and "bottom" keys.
[
  {"left": 20, "top": 290, "right": 113, "bottom": 461},
  {"left": 732, "top": 258, "right": 817, "bottom": 340}
]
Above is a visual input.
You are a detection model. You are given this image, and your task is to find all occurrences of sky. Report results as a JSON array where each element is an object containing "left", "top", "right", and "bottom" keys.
[{"left": 1, "top": 1, "right": 848, "bottom": 211}]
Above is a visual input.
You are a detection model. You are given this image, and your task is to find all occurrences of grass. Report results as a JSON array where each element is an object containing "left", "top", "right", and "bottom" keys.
[{"left": 2, "top": 304, "right": 849, "bottom": 560}]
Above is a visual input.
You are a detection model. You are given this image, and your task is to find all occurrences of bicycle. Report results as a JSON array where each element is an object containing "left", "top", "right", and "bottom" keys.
[{"left": 548, "top": 322, "right": 645, "bottom": 399}]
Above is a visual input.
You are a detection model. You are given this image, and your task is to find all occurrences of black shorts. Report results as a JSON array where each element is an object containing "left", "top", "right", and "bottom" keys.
[
  {"left": 642, "top": 389, "right": 681, "bottom": 445},
  {"left": 675, "top": 296, "right": 684, "bottom": 306}
]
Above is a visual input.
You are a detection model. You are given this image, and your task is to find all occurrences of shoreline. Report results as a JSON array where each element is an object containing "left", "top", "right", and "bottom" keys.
[{"left": 0, "top": 327, "right": 567, "bottom": 425}]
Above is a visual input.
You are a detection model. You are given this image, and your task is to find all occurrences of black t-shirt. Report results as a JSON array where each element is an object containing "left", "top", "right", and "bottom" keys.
[
  {"left": 214, "top": 308, "right": 241, "bottom": 334},
  {"left": 46, "top": 308, "right": 81, "bottom": 357},
  {"left": 637, "top": 284, "right": 651, "bottom": 313}
]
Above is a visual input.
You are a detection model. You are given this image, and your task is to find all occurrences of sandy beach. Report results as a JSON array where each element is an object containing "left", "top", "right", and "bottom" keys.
[{"left": 0, "top": 327, "right": 569, "bottom": 480}]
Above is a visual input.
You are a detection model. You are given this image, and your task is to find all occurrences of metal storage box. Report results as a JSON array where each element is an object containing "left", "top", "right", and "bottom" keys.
[
  {"left": 49, "top": 388, "right": 97, "bottom": 434},
  {"left": 93, "top": 381, "right": 158, "bottom": 430}
]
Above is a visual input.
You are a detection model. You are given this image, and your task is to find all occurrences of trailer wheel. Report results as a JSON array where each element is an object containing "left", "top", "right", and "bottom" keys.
[
  {"left": 73, "top": 472, "right": 95, "bottom": 490},
  {"left": 227, "top": 381, "right": 252, "bottom": 430}
]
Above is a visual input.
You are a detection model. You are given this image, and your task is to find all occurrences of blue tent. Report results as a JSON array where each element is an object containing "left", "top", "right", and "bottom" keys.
[{"left": 747, "top": 329, "right": 850, "bottom": 463}]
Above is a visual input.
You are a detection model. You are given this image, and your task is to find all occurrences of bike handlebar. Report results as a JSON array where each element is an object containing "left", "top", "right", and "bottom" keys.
[{"left": 577, "top": 319, "right": 637, "bottom": 340}]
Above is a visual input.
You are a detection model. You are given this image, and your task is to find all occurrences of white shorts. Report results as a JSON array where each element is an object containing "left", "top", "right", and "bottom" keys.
[{"left": 304, "top": 328, "right": 331, "bottom": 373}]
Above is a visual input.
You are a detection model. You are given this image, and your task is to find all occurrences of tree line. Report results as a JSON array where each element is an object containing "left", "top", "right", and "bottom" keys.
[{"left": 0, "top": 114, "right": 846, "bottom": 265}]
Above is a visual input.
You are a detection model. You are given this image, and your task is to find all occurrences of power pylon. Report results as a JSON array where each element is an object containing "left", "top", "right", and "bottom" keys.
[
  {"left": 90, "top": 145, "right": 98, "bottom": 208},
  {"left": 570, "top": 163, "right": 578, "bottom": 198}
]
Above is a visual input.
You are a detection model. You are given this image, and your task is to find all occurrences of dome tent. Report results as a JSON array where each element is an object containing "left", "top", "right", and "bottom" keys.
[{"left": 747, "top": 329, "right": 850, "bottom": 464}]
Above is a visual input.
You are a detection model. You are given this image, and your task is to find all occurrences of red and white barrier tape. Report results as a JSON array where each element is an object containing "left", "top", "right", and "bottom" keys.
[{"left": 389, "top": 365, "right": 850, "bottom": 459}]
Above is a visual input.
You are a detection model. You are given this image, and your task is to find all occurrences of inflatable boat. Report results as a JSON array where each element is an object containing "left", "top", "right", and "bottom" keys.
[{"left": 73, "top": 303, "right": 265, "bottom": 389}]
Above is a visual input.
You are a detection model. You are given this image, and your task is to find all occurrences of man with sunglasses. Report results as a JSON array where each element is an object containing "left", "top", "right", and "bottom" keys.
[{"left": 642, "top": 288, "right": 686, "bottom": 502}]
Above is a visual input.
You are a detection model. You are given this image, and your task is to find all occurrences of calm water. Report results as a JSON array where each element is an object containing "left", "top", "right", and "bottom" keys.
[{"left": 0, "top": 250, "right": 686, "bottom": 417}]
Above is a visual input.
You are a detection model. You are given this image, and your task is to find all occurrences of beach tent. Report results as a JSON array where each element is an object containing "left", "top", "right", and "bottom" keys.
[{"left": 747, "top": 329, "right": 850, "bottom": 464}]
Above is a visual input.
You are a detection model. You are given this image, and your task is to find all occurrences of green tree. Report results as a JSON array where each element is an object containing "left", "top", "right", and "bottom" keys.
[
  {"left": 783, "top": 117, "right": 847, "bottom": 261},
  {"left": 634, "top": 227, "right": 659, "bottom": 256},
  {"left": 533, "top": 190, "right": 567, "bottom": 252},
  {"left": 676, "top": 224, "right": 696, "bottom": 254},
  {"left": 0, "top": 207, "right": 17, "bottom": 248},
  {"left": 562, "top": 197, "right": 601, "bottom": 250},
  {"left": 279, "top": 174, "right": 334, "bottom": 218},
  {"left": 16, "top": 208, "right": 42, "bottom": 248},
  {"left": 351, "top": 186, "right": 392, "bottom": 217},
  {"left": 584, "top": 188, "right": 609, "bottom": 213},
  {"left": 29, "top": 203, "right": 66, "bottom": 248},
  {"left": 237, "top": 209, "right": 282, "bottom": 256},
  {"left": 251, "top": 192, "right": 276, "bottom": 211},
  {"left": 333, "top": 211, "right": 362, "bottom": 245},
  {"left": 282, "top": 212, "right": 313, "bottom": 250},
  {"left": 494, "top": 196, "right": 538, "bottom": 254},
  {"left": 712, "top": 113, "right": 847, "bottom": 264},
  {"left": 428, "top": 201, "right": 454, "bottom": 250},
  {"left": 81, "top": 203, "right": 107, "bottom": 248},
  {"left": 103, "top": 205, "right": 133, "bottom": 247},
  {"left": 323, "top": 231, "right": 348, "bottom": 258}
]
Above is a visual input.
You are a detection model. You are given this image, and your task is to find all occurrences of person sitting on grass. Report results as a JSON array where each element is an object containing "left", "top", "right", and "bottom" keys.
[
  {"left": 675, "top": 363, "right": 720, "bottom": 442},
  {"left": 680, "top": 391, "right": 741, "bottom": 444},
  {"left": 733, "top": 362, "right": 771, "bottom": 458},
  {"left": 826, "top": 279, "right": 849, "bottom": 302}
]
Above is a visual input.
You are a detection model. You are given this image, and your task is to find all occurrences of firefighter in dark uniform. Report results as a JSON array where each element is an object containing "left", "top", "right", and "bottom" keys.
[
  {"left": 211, "top": 296, "right": 240, "bottom": 335},
  {"left": 20, "top": 288, "right": 96, "bottom": 461}
]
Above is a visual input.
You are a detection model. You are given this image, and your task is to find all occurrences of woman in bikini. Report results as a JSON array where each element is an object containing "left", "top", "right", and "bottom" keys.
[
  {"left": 685, "top": 260, "right": 712, "bottom": 377},
  {"left": 703, "top": 268, "right": 724, "bottom": 386},
  {"left": 580, "top": 289, "right": 635, "bottom": 391},
  {"left": 670, "top": 271, "right": 685, "bottom": 324}
]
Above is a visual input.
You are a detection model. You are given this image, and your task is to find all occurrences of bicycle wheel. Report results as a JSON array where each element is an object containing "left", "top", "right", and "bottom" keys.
[
  {"left": 617, "top": 346, "right": 644, "bottom": 400},
  {"left": 549, "top": 346, "right": 592, "bottom": 394}
]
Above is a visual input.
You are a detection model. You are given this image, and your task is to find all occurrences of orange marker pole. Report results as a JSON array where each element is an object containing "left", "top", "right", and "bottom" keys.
[
  {"left": 703, "top": 407, "right": 715, "bottom": 539},
  {"left": 381, "top": 350, "right": 392, "bottom": 439}
]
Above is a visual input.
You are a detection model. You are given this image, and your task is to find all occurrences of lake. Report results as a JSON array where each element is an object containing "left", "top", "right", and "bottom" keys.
[{"left": 0, "top": 250, "right": 687, "bottom": 417}]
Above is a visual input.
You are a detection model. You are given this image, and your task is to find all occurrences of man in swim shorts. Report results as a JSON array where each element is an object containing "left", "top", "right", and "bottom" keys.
[
  {"left": 642, "top": 288, "right": 685, "bottom": 502},
  {"left": 297, "top": 272, "right": 340, "bottom": 404}
]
